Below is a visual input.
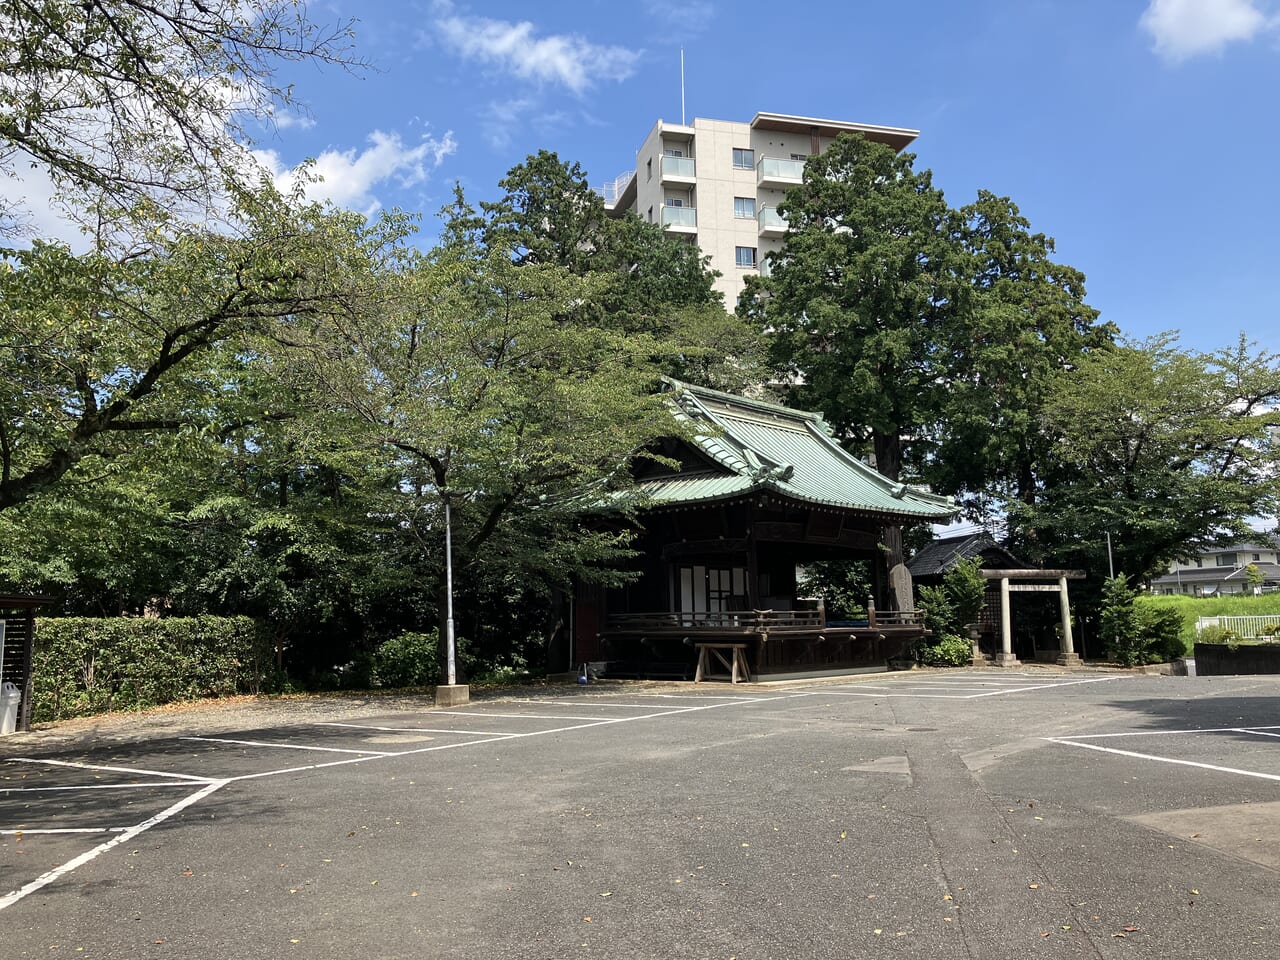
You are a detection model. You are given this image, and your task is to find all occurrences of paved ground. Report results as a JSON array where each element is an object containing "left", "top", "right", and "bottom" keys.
[{"left": 1, "top": 669, "right": 1278, "bottom": 959}]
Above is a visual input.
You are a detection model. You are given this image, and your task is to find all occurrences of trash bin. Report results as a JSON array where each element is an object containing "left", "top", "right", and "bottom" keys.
[{"left": 0, "top": 682, "right": 21, "bottom": 735}]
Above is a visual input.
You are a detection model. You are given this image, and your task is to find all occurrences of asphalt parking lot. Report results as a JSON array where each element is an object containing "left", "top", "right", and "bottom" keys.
[{"left": 2, "top": 670, "right": 1278, "bottom": 959}]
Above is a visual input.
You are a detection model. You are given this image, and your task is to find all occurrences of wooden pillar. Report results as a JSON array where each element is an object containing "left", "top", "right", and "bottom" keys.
[
  {"left": 996, "top": 576, "right": 1019, "bottom": 667},
  {"left": 1056, "top": 576, "right": 1081, "bottom": 666},
  {"left": 745, "top": 502, "right": 760, "bottom": 610}
]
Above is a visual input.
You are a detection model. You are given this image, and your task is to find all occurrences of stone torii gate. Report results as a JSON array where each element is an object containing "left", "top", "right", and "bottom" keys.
[{"left": 981, "top": 569, "right": 1085, "bottom": 667}]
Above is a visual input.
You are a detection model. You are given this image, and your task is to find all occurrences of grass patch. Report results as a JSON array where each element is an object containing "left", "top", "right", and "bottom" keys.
[{"left": 1138, "top": 593, "right": 1280, "bottom": 651}]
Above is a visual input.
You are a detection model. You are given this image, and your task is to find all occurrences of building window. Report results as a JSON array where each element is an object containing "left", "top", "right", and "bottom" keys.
[
  {"left": 647, "top": 206, "right": 653, "bottom": 222},
  {"left": 790, "top": 153, "right": 807, "bottom": 161},
  {"left": 1217, "top": 553, "right": 1238, "bottom": 566},
  {"left": 733, "top": 197, "right": 755, "bottom": 219},
  {"left": 1253, "top": 553, "right": 1262, "bottom": 561},
  {"left": 735, "top": 246, "right": 757, "bottom": 268},
  {"left": 665, "top": 197, "right": 684, "bottom": 207},
  {"left": 732, "top": 148, "right": 755, "bottom": 170},
  {"left": 646, "top": 158, "right": 652, "bottom": 181},
  {"left": 663, "top": 147, "right": 684, "bottom": 158},
  {"left": 1194, "top": 558, "right": 1203, "bottom": 568}
]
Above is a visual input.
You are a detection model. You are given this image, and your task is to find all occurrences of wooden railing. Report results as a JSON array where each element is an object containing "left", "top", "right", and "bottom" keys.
[
  {"left": 605, "top": 608, "right": 924, "bottom": 633},
  {"left": 868, "top": 607, "right": 925, "bottom": 628},
  {"left": 605, "top": 610, "right": 822, "bottom": 632}
]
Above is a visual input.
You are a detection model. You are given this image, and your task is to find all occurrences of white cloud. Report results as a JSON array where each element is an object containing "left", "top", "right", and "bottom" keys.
[
  {"left": 271, "top": 112, "right": 317, "bottom": 131},
  {"left": 643, "top": 0, "right": 715, "bottom": 34},
  {"left": 1140, "top": 0, "right": 1276, "bottom": 61},
  {"left": 432, "top": 14, "right": 641, "bottom": 93},
  {"left": 252, "top": 129, "right": 457, "bottom": 216},
  {"left": 0, "top": 163, "right": 90, "bottom": 249}
]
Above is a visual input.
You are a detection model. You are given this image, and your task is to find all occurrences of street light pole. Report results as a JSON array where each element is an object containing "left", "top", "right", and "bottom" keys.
[{"left": 444, "top": 491, "right": 457, "bottom": 687}]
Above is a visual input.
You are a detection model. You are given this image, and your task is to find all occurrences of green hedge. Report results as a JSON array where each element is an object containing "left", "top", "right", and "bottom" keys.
[
  {"left": 1137, "top": 593, "right": 1280, "bottom": 650},
  {"left": 32, "top": 616, "right": 271, "bottom": 722}
]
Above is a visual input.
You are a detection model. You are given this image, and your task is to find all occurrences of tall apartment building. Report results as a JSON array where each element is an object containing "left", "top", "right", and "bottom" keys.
[{"left": 601, "top": 112, "right": 919, "bottom": 304}]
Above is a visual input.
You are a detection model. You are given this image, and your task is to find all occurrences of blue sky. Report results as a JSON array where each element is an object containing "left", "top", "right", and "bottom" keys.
[{"left": 18, "top": 0, "right": 1280, "bottom": 353}]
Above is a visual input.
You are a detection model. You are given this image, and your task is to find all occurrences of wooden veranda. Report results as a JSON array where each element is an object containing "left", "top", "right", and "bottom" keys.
[{"left": 601, "top": 606, "right": 928, "bottom": 682}]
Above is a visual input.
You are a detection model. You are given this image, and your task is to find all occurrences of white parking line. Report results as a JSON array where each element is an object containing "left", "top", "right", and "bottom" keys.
[
  {"left": 1, "top": 693, "right": 799, "bottom": 912},
  {"left": 5, "top": 757, "right": 216, "bottom": 783},
  {"left": 319, "top": 722, "right": 522, "bottom": 737},
  {"left": 1044, "top": 737, "right": 1280, "bottom": 783},
  {"left": 811, "top": 676, "right": 1121, "bottom": 699},
  {"left": 0, "top": 780, "right": 228, "bottom": 911},
  {"left": 0, "top": 827, "right": 132, "bottom": 835},
  {"left": 2, "top": 783, "right": 198, "bottom": 793},
  {"left": 1054, "top": 725, "right": 1280, "bottom": 740},
  {"left": 182, "top": 736, "right": 397, "bottom": 756},
  {"left": 429, "top": 710, "right": 656, "bottom": 721},
  {"left": 507, "top": 699, "right": 708, "bottom": 708}
]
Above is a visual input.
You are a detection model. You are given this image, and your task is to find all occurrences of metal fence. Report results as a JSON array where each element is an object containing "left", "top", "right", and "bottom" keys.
[{"left": 1196, "top": 615, "right": 1280, "bottom": 639}]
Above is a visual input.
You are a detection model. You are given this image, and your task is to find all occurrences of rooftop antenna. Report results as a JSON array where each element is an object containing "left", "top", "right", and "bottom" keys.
[{"left": 680, "top": 47, "right": 686, "bottom": 125}]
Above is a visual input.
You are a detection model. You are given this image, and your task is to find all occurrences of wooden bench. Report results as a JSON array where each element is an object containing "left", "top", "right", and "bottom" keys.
[{"left": 693, "top": 642, "right": 751, "bottom": 684}]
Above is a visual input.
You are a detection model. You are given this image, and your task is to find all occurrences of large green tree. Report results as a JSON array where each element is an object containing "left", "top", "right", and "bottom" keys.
[
  {"left": 922, "top": 191, "right": 1116, "bottom": 518},
  {"left": 480, "top": 152, "right": 764, "bottom": 391},
  {"left": 287, "top": 223, "right": 678, "bottom": 676},
  {"left": 1013, "top": 333, "right": 1280, "bottom": 583},
  {"left": 742, "top": 132, "right": 964, "bottom": 484},
  {"left": 740, "top": 133, "right": 965, "bottom": 586},
  {"left": 0, "top": 191, "right": 388, "bottom": 512},
  {"left": 0, "top": 0, "right": 359, "bottom": 230}
]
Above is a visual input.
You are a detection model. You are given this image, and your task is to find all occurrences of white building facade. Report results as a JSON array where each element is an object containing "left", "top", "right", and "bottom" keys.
[{"left": 601, "top": 113, "right": 919, "bottom": 306}]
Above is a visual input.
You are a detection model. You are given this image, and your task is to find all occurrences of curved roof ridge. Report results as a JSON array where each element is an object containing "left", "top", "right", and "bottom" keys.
[
  {"left": 801, "top": 420, "right": 954, "bottom": 510},
  {"left": 664, "top": 376, "right": 823, "bottom": 424}
]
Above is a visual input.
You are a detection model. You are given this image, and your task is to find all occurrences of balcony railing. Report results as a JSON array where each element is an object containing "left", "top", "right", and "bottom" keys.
[
  {"left": 661, "top": 205, "right": 697, "bottom": 230},
  {"left": 757, "top": 205, "right": 787, "bottom": 236},
  {"left": 757, "top": 156, "right": 805, "bottom": 186},
  {"left": 660, "top": 155, "right": 696, "bottom": 181}
]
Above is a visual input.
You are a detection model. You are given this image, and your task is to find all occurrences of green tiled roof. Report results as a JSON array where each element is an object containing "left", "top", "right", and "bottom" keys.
[{"left": 634, "top": 380, "right": 957, "bottom": 522}]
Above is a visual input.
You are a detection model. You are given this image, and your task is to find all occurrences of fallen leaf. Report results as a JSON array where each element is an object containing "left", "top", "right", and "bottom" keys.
[
  {"left": 1123, "top": 926, "right": 1139, "bottom": 933},
  {"left": 873, "top": 929, "right": 882, "bottom": 935},
  {"left": 840, "top": 831, "right": 847, "bottom": 839},
  {"left": 1190, "top": 889, "right": 1199, "bottom": 895},
  {"left": 583, "top": 917, "right": 592, "bottom": 923},
  {"left": 1029, "top": 884, "right": 1040, "bottom": 890},
  {"left": 943, "top": 894, "right": 953, "bottom": 901},
  {"left": 410, "top": 892, "right": 419, "bottom": 897},
  {"left": 600, "top": 892, "right": 612, "bottom": 898}
]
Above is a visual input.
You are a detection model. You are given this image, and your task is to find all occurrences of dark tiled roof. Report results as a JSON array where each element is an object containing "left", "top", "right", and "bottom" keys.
[{"left": 906, "top": 533, "right": 1023, "bottom": 578}]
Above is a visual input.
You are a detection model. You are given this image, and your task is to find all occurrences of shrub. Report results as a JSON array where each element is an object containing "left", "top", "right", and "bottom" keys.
[
  {"left": 943, "top": 557, "right": 987, "bottom": 629},
  {"left": 371, "top": 630, "right": 438, "bottom": 688},
  {"left": 919, "top": 633, "right": 972, "bottom": 667},
  {"left": 1100, "top": 576, "right": 1147, "bottom": 665},
  {"left": 918, "top": 584, "right": 957, "bottom": 637},
  {"left": 1138, "top": 605, "right": 1188, "bottom": 662},
  {"left": 1195, "top": 625, "right": 1240, "bottom": 649},
  {"left": 32, "top": 616, "right": 267, "bottom": 722}
]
